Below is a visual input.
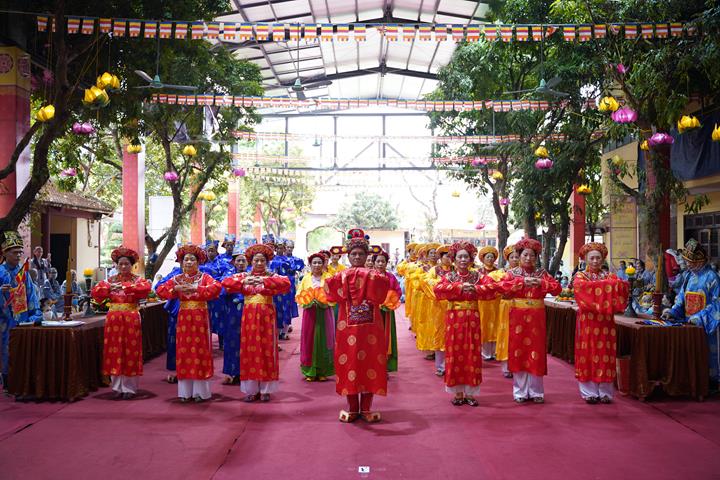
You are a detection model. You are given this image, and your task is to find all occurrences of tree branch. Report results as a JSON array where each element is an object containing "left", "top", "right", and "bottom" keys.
[{"left": 0, "top": 122, "right": 42, "bottom": 181}]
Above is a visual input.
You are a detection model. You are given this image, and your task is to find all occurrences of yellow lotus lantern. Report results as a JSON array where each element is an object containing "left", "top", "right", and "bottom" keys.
[
  {"left": 625, "top": 265, "right": 636, "bottom": 276},
  {"left": 677, "top": 115, "right": 701, "bottom": 134},
  {"left": 577, "top": 184, "right": 592, "bottom": 195},
  {"left": 713, "top": 124, "right": 720, "bottom": 142},
  {"left": 491, "top": 171, "right": 504, "bottom": 181},
  {"left": 640, "top": 140, "right": 649, "bottom": 151},
  {"left": 182, "top": 145, "right": 197, "bottom": 156},
  {"left": 451, "top": 191, "right": 460, "bottom": 198},
  {"left": 203, "top": 191, "right": 216, "bottom": 201},
  {"left": 534, "top": 146, "right": 549, "bottom": 158},
  {"left": 36, "top": 104, "right": 55, "bottom": 122},
  {"left": 83, "top": 268, "right": 94, "bottom": 277},
  {"left": 126, "top": 143, "right": 142, "bottom": 154},
  {"left": 96, "top": 72, "right": 121, "bottom": 90},
  {"left": 598, "top": 96, "right": 620, "bottom": 112},
  {"left": 82, "top": 85, "right": 110, "bottom": 108}
]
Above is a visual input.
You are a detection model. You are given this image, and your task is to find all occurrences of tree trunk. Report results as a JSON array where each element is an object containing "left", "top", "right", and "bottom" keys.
[{"left": 549, "top": 208, "right": 570, "bottom": 275}]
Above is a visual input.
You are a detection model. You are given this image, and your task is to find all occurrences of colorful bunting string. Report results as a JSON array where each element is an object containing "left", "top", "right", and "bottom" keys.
[{"left": 34, "top": 14, "right": 700, "bottom": 43}]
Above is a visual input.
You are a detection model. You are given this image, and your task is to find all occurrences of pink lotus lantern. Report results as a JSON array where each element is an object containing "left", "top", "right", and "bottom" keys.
[
  {"left": 60, "top": 167, "right": 77, "bottom": 178},
  {"left": 163, "top": 171, "right": 179, "bottom": 182},
  {"left": 285, "top": 207, "right": 294, "bottom": 212},
  {"left": 72, "top": 122, "right": 95, "bottom": 135},
  {"left": 648, "top": 132, "right": 674, "bottom": 147},
  {"left": 232, "top": 167, "right": 246, "bottom": 177},
  {"left": 471, "top": 157, "right": 488, "bottom": 166},
  {"left": 534, "top": 158, "right": 553, "bottom": 170},
  {"left": 611, "top": 107, "right": 637, "bottom": 124},
  {"left": 475, "top": 223, "right": 486, "bottom": 230},
  {"left": 500, "top": 197, "right": 510, "bottom": 206}
]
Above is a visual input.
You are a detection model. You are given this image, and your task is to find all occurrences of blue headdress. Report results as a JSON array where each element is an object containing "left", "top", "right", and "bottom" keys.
[
  {"left": 224, "top": 234, "right": 236, "bottom": 242},
  {"left": 202, "top": 239, "right": 220, "bottom": 250},
  {"left": 261, "top": 233, "right": 276, "bottom": 245},
  {"left": 232, "top": 242, "right": 246, "bottom": 257}
]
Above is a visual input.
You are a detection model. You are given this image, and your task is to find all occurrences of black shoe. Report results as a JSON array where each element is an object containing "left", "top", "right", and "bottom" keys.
[{"left": 585, "top": 396, "right": 599, "bottom": 404}]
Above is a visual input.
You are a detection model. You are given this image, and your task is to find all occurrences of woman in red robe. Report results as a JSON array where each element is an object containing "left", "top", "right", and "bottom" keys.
[
  {"left": 325, "top": 229, "right": 390, "bottom": 423},
  {"left": 221, "top": 243, "right": 290, "bottom": 402},
  {"left": 498, "top": 238, "right": 561, "bottom": 403},
  {"left": 573, "top": 242, "right": 629, "bottom": 404},
  {"left": 434, "top": 241, "right": 496, "bottom": 406},
  {"left": 156, "top": 244, "right": 222, "bottom": 402},
  {"left": 92, "top": 247, "right": 151, "bottom": 399}
]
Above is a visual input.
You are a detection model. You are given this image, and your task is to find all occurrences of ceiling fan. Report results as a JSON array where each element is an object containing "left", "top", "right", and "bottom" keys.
[
  {"left": 133, "top": 35, "right": 198, "bottom": 91},
  {"left": 262, "top": 40, "right": 331, "bottom": 99},
  {"left": 502, "top": 34, "right": 569, "bottom": 98}
]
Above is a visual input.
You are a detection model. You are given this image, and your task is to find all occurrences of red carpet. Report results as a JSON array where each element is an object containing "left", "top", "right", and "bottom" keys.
[{"left": 1, "top": 306, "right": 719, "bottom": 480}]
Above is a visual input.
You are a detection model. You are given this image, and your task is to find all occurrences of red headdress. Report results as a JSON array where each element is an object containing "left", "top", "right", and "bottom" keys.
[
  {"left": 448, "top": 241, "right": 477, "bottom": 259},
  {"left": 318, "top": 249, "right": 331, "bottom": 260},
  {"left": 111, "top": 246, "right": 140, "bottom": 264},
  {"left": 344, "top": 228, "right": 370, "bottom": 253},
  {"left": 245, "top": 243, "right": 275, "bottom": 263},
  {"left": 514, "top": 238, "right": 542, "bottom": 255},
  {"left": 579, "top": 242, "right": 608, "bottom": 260},
  {"left": 308, "top": 251, "right": 327, "bottom": 264},
  {"left": 175, "top": 244, "right": 207, "bottom": 264}
]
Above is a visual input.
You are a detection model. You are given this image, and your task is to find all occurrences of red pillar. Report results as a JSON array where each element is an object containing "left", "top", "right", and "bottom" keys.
[
  {"left": 190, "top": 199, "right": 205, "bottom": 245},
  {"left": 227, "top": 179, "right": 238, "bottom": 237},
  {"left": 0, "top": 47, "right": 32, "bottom": 256},
  {"left": 122, "top": 144, "right": 146, "bottom": 273},
  {"left": 570, "top": 185, "right": 586, "bottom": 268}
]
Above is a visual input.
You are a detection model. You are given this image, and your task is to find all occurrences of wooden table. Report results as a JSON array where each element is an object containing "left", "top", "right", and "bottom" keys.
[
  {"left": 544, "top": 299, "right": 709, "bottom": 400},
  {"left": 8, "top": 302, "right": 168, "bottom": 401}
]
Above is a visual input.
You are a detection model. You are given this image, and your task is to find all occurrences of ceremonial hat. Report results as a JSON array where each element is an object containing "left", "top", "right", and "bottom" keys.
[
  {"left": 1, "top": 231, "right": 23, "bottom": 252},
  {"left": 111, "top": 246, "right": 140, "bottom": 264}
]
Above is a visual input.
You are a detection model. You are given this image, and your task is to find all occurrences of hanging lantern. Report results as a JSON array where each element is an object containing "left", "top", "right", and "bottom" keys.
[
  {"left": 598, "top": 96, "right": 620, "bottom": 113},
  {"left": 712, "top": 124, "right": 720, "bottom": 142},
  {"left": 491, "top": 171, "right": 504, "bottom": 181},
  {"left": 640, "top": 140, "right": 649, "bottom": 151},
  {"left": 677, "top": 115, "right": 701, "bottom": 134},
  {"left": 232, "top": 167, "right": 246, "bottom": 177},
  {"left": 127, "top": 143, "right": 142, "bottom": 154},
  {"left": 96, "top": 72, "right": 120, "bottom": 91},
  {"left": 500, "top": 197, "right": 510, "bottom": 206},
  {"left": 534, "top": 158, "right": 553, "bottom": 170},
  {"left": 182, "top": 145, "right": 197, "bottom": 156},
  {"left": 60, "top": 167, "right": 77, "bottom": 178},
  {"left": 36, "top": 104, "right": 55, "bottom": 122},
  {"left": 82, "top": 86, "right": 110, "bottom": 109},
  {"left": 163, "top": 171, "right": 179, "bottom": 182},
  {"left": 534, "top": 146, "right": 549, "bottom": 158},
  {"left": 648, "top": 132, "right": 674, "bottom": 147},
  {"left": 72, "top": 122, "right": 95, "bottom": 135},
  {"left": 475, "top": 223, "right": 486, "bottom": 230},
  {"left": 611, "top": 107, "right": 637, "bottom": 123},
  {"left": 577, "top": 185, "right": 592, "bottom": 195},
  {"left": 451, "top": 191, "right": 460, "bottom": 198},
  {"left": 204, "top": 191, "right": 216, "bottom": 202}
]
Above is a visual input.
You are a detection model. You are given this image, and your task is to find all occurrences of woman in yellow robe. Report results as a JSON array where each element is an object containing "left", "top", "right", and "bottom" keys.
[
  {"left": 420, "top": 245, "right": 453, "bottom": 376},
  {"left": 413, "top": 244, "right": 440, "bottom": 359},
  {"left": 490, "top": 245, "right": 519, "bottom": 378},
  {"left": 477, "top": 246, "right": 501, "bottom": 360},
  {"left": 396, "top": 243, "right": 418, "bottom": 326}
]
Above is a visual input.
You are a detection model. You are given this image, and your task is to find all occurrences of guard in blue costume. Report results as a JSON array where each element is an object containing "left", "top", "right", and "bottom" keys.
[
  {"left": 221, "top": 241, "right": 250, "bottom": 384},
  {"left": 662, "top": 239, "right": 720, "bottom": 386},
  {"left": 200, "top": 239, "right": 234, "bottom": 349},
  {"left": 154, "top": 258, "right": 182, "bottom": 383},
  {"left": 0, "top": 231, "right": 42, "bottom": 390},
  {"left": 285, "top": 240, "right": 306, "bottom": 321},
  {"left": 267, "top": 235, "right": 294, "bottom": 340},
  {"left": 218, "top": 234, "right": 236, "bottom": 265}
]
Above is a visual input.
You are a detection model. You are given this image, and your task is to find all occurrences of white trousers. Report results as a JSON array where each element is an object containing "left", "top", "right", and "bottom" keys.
[
  {"left": 501, "top": 361, "right": 510, "bottom": 375},
  {"left": 241, "top": 380, "right": 279, "bottom": 395},
  {"left": 578, "top": 381, "right": 614, "bottom": 400},
  {"left": 435, "top": 350, "right": 446, "bottom": 371},
  {"left": 178, "top": 379, "right": 212, "bottom": 400},
  {"left": 513, "top": 372, "right": 544, "bottom": 399},
  {"left": 110, "top": 375, "right": 138, "bottom": 394},
  {"left": 482, "top": 342, "right": 496, "bottom": 359},
  {"left": 445, "top": 384, "right": 481, "bottom": 396}
]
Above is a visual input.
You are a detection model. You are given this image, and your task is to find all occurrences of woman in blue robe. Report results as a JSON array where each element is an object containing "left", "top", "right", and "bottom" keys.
[{"left": 222, "top": 243, "right": 247, "bottom": 384}]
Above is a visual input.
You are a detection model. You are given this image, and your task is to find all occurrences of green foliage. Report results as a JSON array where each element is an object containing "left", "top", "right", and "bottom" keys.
[{"left": 332, "top": 193, "right": 399, "bottom": 231}]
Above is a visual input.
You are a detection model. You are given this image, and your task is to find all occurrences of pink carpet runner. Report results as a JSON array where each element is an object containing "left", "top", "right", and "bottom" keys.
[{"left": 1, "top": 306, "right": 719, "bottom": 479}]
